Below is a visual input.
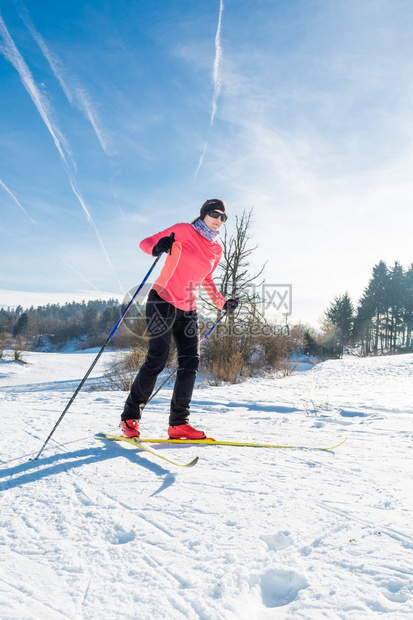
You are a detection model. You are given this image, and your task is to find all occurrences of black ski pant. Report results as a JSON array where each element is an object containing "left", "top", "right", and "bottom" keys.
[{"left": 122, "top": 289, "right": 200, "bottom": 426}]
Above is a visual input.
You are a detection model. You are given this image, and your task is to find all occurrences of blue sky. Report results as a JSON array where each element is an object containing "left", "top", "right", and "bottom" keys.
[{"left": 0, "top": 0, "right": 412, "bottom": 326}]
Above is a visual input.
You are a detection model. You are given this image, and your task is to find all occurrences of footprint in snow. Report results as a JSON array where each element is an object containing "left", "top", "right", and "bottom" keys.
[
  {"left": 105, "top": 524, "right": 136, "bottom": 545},
  {"left": 382, "top": 579, "right": 411, "bottom": 604},
  {"left": 260, "top": 569, "right": 308, "bottom": 608},
  {"left": 260, "top": 531, "right": 294, "bottom": 551}
]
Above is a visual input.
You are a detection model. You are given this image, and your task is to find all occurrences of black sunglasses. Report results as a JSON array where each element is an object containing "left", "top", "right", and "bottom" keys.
[{"left": 207, "top": 210, "right": 227, "bottom": 222}]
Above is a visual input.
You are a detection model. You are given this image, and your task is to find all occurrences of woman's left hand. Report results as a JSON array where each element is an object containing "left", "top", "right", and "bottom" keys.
[{"left": 224, "top": 298, "right": 239, "bottom": 313}]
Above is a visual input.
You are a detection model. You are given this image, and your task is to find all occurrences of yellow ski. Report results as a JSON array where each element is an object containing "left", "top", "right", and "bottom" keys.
[
  {"left": 95, "top": 433, "right": 199, "bottom": 467},
  {"left": 139, "top": 437, "right": 347, "bottom": 451}
]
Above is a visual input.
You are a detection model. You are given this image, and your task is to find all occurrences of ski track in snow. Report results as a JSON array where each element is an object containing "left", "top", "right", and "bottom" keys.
[{"left": 1, "top": 350, "right": 413, "bottom": 619}]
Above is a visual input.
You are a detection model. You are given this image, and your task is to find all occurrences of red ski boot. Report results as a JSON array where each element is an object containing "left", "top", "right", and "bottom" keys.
[
  {"left": 120, "top": 419, "right": 140, "bottom": 438},
  {"left": 168, "top": 423, "right": 206, "bottom": 440}
]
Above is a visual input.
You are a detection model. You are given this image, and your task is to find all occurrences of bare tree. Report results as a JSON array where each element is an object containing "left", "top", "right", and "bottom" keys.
[
  {"left": 200, "top": 208, "right": 266, "bottom": 321},
  {"left": 200, "top": 208, "right": 273, "bottom": 382}
]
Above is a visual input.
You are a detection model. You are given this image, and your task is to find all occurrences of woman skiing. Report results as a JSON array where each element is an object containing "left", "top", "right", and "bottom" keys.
[{"left": 121, "top": 199, "right": 239, "bottom": 440}]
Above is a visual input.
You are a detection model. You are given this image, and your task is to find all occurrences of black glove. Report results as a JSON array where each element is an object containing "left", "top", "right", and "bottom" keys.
[
  {"left": 152, "top": 233, "right": 175, "bottom": 257},
  {"left": 223, "top": 297, "right": 239, "bottom": 314}
]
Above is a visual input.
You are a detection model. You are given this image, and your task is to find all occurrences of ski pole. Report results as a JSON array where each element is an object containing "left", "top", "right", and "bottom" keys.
[
  {"left": 33, "top": 253, "right": 163, "bottom": 461},
  {"left": 145, "top": 310, "right": 228, "bottom": 405}
]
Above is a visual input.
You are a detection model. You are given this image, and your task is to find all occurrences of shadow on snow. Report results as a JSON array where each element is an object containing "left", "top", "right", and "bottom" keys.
[{"left": 0, "top": 442, "right": 171, "bottom": 492}]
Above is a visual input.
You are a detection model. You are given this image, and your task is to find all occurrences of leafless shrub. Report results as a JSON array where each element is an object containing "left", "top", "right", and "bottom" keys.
[
  {"left": 201, "top": 334, "right": 245, "bottom": 384},
  {"left": 200, "top": 322, "right": 305, "bottom": 383},
  {"left": 103, "top": 346, "right": 147, "bottom": 391},
  {"left": 0, "top": 332, "right": 7, "bottom": 360},
  {"left": 13, "top": 339, "right": 29, "bottom": 364}
]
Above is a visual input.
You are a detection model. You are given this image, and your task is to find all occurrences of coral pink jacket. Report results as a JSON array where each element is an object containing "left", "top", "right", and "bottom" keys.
[{"left": 140, "top": 222, "right": 226, "bottom": 311}]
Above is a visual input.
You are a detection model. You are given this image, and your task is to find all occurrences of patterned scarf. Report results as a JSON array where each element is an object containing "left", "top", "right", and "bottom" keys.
[{"left": 192, "top": 218, "right": 220, "bottom": 242}]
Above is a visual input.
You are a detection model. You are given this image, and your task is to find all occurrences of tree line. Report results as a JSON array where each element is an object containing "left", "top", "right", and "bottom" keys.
[
  {"left": 323, "top": 260, "right": 413, "bottom": 357},
  {"left": 0, "top": 299, "right": 124, "bottom": 352}
]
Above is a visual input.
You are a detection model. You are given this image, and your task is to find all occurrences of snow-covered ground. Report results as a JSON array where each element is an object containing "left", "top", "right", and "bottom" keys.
[{"left": 1, "top": 350, "right": 413, "bottom": 619}]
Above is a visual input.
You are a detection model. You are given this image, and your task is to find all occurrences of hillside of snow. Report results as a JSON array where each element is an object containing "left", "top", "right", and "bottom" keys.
[{"left": 1, "top": 350, "right": 413, "bottom": 619}]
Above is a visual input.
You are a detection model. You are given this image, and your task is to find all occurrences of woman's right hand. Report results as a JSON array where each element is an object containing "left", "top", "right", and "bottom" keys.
[{"left": 152, "top": 233, "right": 175, "bottom": 256}]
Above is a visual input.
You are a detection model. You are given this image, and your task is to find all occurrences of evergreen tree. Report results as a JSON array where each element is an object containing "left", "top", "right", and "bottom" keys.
[
  {"left": 387, "top": 261, "right": 405, "bottom": 352},
  {"left": 84, "top": 306, "right": 99, "bottom": 338},
  {"left": 324, "top": 292, "right": 354, "bottom": 357},
  {"left": 358, "top": 261, "right": 389, "bottom": 354},
  {"left": 353, "top": 299, "right": 374, "bottom": 356},
  {"left": 403, "top": 263, "right": 413, "bottom": 349},
  {"left": 352, "top": 260, "right": 413, "bottom": 355},
  {"left": 12, "top": 312, "right": 29, "bottom": 338}
]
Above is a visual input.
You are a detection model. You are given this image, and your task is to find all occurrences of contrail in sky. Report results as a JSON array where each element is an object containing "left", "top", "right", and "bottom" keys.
[
  {"left": 0, "top": 15, "right": 122, "bottom": 291},
  {"left": 19, "top": 7, "right": 112, "bottom": 156},
  {"left": 0, "top": 179, "right": 37, "bottom": 225},
  {"left": 0, "top": 177, "right": 108, "bottom": 292},
  {"left": 0, "top": 15, "right": 71, "bottom": 166},
  {"left": 68, "top": 176, "right": 123, "bottom": 289},
  {"left": 210, "top": 0, "right": 224, "bottom": 127},
  {"left": 58, "top": 256, "right": 102, "bottom": 292},
  {"left": 194, "top": 0, "right": 224, "bottom": 181},
  {"left": 0, "top": 177, "right": 106, "bottom": 291}
]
